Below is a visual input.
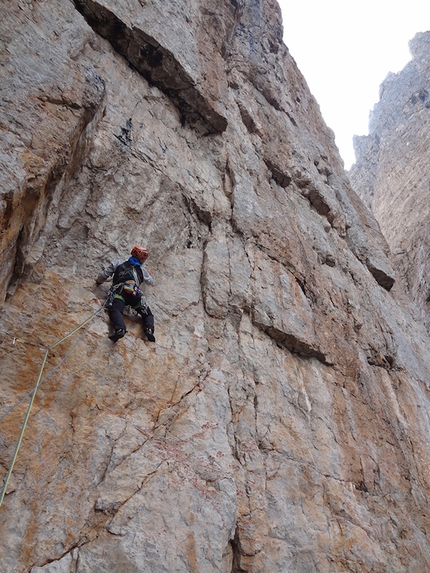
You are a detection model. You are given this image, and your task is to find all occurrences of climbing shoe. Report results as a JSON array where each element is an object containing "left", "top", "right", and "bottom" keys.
[
  {"left": 109, "top": 328, "right": 126, "bottom": 342},
  {"left": 144, "top": 327, "right": 156, "bottom": 342}
]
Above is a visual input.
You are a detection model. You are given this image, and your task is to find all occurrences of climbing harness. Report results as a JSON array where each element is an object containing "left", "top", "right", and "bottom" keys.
[
  {"left": 108, "top": 280, "right": 146, "bottom": 310},
  {"left": 0, "top": 302, "right": 107, "bottom": 507}
]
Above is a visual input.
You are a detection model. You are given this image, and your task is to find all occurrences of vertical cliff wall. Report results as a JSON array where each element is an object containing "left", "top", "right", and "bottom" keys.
[
  {"left": 350, "top": 31, "right": 430, "bottom": 332},
  {"left": 1, "top": 2, "right": 430, "bottom": 572}
]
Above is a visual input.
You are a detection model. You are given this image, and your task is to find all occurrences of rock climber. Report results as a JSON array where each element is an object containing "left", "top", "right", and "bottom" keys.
[{"left": 96, "top": 246, "right": 156, "bottom": 343}]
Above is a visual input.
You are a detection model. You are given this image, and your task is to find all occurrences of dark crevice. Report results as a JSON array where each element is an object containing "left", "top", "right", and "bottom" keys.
[
  {"left": 182, "top": 192, "right": 213, "bottom": 227},
  {"left": 292, "top": 170, "right": 337, "bottom": 226},
  {"left": 114, "top": 117, "right": 132, "bottom": 146},
  {"left": 303, "top": 185, "right": 332, "bottom": 220},
  {"left": 366, "top": 261, "right": 395, "bottom": 292},
  {"left": 356, "top": 480, "right": 369, "bottom": 493},
  {"left": 249, "top": 77, "right": 282, "bottom": 112},
  {"left": 30, "top": 537, "right": 89, "bottom": 570},
  {"left": 95, "top": 460, "right": 166, "bottom": 517},
  {"left": 237, "top": 101, "right": 259, "bottom": 134},
  {"left": 265, "top": 325, "right": 330, "bottom": 365},
  {"left": 249, "top": 303, "right": 331, "bottom": 365},
  {"left": 264, "top": 158, "right": 292, "bottom": 188},
  {"left": 286, "top": 112, "right": 297, "bottom": 126},
  {"left": 230, "top": 527, "right": 247, "bottom": 573},
  {"left": 367, "top": 352, "right": 397, "bottom": 371}
]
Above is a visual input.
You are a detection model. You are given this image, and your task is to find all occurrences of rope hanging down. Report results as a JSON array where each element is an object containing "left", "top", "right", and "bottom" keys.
[
  {"left": 0, "top": 332, "right": 85, "bottom": 423},
  {"left": 0, "top": 302, "right": 106, "bottom": 507}
]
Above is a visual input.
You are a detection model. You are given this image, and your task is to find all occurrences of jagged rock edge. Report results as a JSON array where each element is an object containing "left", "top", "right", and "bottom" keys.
[{"left": 72, "top": 0, "right": 228, "bottom": 134}]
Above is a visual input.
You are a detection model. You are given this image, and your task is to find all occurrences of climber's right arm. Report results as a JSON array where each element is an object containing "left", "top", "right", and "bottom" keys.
[{"left": 96, "top": 260, "right": 122, "bottom": 284}]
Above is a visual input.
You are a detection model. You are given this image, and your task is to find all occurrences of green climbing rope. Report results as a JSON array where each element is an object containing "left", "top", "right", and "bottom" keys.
[{"left": 0, "top": 302, "right": 106, "bottom": 507}]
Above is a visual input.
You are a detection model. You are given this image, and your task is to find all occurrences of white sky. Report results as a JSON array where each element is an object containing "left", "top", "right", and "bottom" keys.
[{"left": 278, "top": 0, "right": 430, "bottom": 168}]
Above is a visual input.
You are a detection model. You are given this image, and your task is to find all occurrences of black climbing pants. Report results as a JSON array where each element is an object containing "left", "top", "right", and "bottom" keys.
[{"left": 109, "top": 296, "right": 154, "bottom": 332}]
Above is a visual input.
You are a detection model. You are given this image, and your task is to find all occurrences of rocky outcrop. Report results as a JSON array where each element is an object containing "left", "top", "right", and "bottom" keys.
[
  {"left": 1, "top": 2, "right": 430, "bottom": 572},
  {"left": 0, "top": 2, "right": 106, "bottom": 301},
  {"left": 350, "top": 31, "right": 430, "bottom": 331}
]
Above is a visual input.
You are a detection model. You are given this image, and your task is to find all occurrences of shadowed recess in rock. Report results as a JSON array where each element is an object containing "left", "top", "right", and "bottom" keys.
[{"left": 73, "top": 0, "right": 228, "bottom": 134}]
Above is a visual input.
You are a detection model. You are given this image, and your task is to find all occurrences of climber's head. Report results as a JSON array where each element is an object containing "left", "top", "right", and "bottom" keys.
[{"left": 131, "top": 245, "right": 149, "bottom": 264}]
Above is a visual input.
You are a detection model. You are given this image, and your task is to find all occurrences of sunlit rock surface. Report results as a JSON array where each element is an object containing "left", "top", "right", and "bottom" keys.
[
  {"left": 1, "top": 2, "right": 430, "bottom": 572},
  {"left": 350, "top": 31, "right": 430, "bottom": 332}
]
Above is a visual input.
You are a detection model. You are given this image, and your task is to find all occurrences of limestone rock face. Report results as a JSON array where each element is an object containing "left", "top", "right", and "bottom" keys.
[
  {"left": 350, "top": 31, "right": 430, "bottom": 331},
  {"left": 1, "top": 2, "right": 430, "bottom": 573}
]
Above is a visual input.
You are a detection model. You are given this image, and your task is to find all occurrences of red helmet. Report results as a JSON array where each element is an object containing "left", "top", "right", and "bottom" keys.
[{"left": 131, "top": 245, "right": 149, "bottom": 263}]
